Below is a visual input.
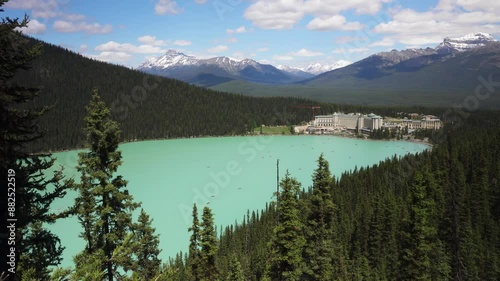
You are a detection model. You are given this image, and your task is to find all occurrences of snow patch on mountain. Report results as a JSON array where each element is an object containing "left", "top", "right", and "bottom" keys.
[
  {"left": 277, "top": 65, "right": 304, "bottom": 74},
  {"left": 139, "top": 50, "right": 269, "bottom": 74},
  {"left": 305, "top": 61, "right": 351, "bottom": 75},
  {"left": 278, "top": 61, "right": 351, "bottom": 75},
  {"left": 436, "top": 33, "right": 496, "bottom": 54},
  {"left": 139, "top": 49, "right": 198, "bottom": 69}
]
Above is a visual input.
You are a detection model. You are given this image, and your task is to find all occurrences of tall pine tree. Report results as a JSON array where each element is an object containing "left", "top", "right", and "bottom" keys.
[
  {"left": 401, "top": 168, "right": 450, "bottom": 280},
  {"left": 266, "top": 172, "right": 305, "bottom": 281},
  {"left": 125, "top": 209, "right": 161, "bottom": 280},
  {"left": 302, "top": 154, "right": 336, "bottom": 280},
  {"left": 226, "top": 255, "right": 244, "bottom": 281},
  {"left": 200, "top": 206, "right": 218, "bottom": 281},
  {"left": 72, "top": 89, "right": 140, "bottom": 281},
  {"left": 188, "top": 204, "right": 202, "bottom": 281},
  {"left": 0, "top": 2, "right": 68, "bottom": 279}
]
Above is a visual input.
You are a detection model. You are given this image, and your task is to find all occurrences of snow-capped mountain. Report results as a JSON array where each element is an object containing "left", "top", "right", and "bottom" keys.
[
  {"left": 277, "top": 65, "right": 302, "bottom": 74},
  {"left": 138, "top": 33, "right": 497, "bottom": 87},
  {"left": 304, "top": 32, "right": 500, "bottom": 87},
  {"left": 368, "top": 48, "right": 438, "bottom": 69},
  {"left": 139, "top": 50, "right": 306, "bottom": 86},
  {"left": 436, "top": 32, "right": 496, "bottom": 54},
  {"left": 305, "top": 61, "right": 351, "bottom": 75},
  {"left": 347, "top": 33, "right": 497, "bottom": 71},
  {"left": 277, "top": 65, "right": 315, "bottom": 79},
  {"left": 139, "top": 49, "right": 198, "bottom": 69},
  {"left": 139, "top": 50, "right": 255, "bottom": 73},
  {"left": 277, "top": 61, "right": 351, "bottom": 77}
]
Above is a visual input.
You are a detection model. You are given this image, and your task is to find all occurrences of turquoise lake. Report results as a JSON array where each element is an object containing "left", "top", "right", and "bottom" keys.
[{"left": 47, "top": 135, "right": 428, "bottom": 267}]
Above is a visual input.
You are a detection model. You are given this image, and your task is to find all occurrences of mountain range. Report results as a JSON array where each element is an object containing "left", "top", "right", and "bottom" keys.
[
  {"left": 139, "top": 33, "right": 497, "bottom": 93},
  {"left": 138, "top": 50, "right": 351, "bottom": 86},
  {"left": 204, "top": 33, "right": 500, "bottom": 108},
  {"left": 302, "top": 32, "right": 498, "bottom": 84}
]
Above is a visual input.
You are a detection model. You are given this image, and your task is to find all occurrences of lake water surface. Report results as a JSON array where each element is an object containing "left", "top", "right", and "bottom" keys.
[{"left": 48, "top": 135, "right": 428, "bottom": 267}]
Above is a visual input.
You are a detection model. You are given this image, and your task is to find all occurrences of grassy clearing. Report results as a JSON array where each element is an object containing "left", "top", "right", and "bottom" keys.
[{"left": 254, "top": 126, "right": 292, "bottom": 135}]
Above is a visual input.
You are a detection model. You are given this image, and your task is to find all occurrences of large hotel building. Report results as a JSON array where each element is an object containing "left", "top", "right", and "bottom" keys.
[
  {"left": 313, "top": 113, "right": 441, "bottom": 133},
  {"left": 313, "top": 113, "right": 383, "bottom": 132},
  {"left": 402, "top": 115, "right": 442, "bottom": 130}
]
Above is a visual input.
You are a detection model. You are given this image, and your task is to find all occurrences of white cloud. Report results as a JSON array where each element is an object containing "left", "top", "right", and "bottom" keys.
[
  {"left": 244, "top": 0, "right": 389, "bottom": 30},
  {"left": 272, "top": 48, "right": 324, "bottom": 62},
  {"left": 227, "top": 37, "right": 238, "bottom": 43},
  {"left": 90, "top": 52, "right": 132, "bottom": 63},
  {"left": 332, "top": 47, "right": 370, "bottom": 53},
  {"left": 5, "top": 0, "right": 53, "bottom": 9},
  {"left": 79, "top": 44, "right": 88, "bottom": 53},
  {"left": 155, "top": 0, "right": 181, "bottom": 15},
  {"left": 244, "top": 0, "right": 304, "bottom": 30},
  {"left": 334, "top": 37, "right": 354, "bottom": 44},
  {"left": 369, "top": 38, "right": 395, "bottom": 47},
  {"left": 307, "top": 15, "right": 364, "bottom": 31},
  {"left": 373, "top": 2, "right": 500, "bottom": 46},
  {"left": 257, "top": 47, "right": 269, "bottom": 52},
  {"left": 231, "top": 51, "right": 246, "bottom": 60},
  {"left": 53, "top": 21, "right": 113, "bottom": 34},
  {"left": 6, "top": 0, "right": 59, "bottom": 18},
  {"left": 194, "top": 0, "right": 207, "bottom": 3},
  {"left": 5, "top": 0, "right": 88, "bottom": 20},
  {"left": 454, "top": 1, "right": 500, "bottom": 14},
  {"left": 95, "top": 41, "right": 166, "bottom": 54},
  {"left": 62, "top": 14, "right": 86, "bottom": 21},
  {"left": 6, "top": 0, "right": 115, "bottom": 36},
  {"left": 137, "top": 35, "right": 167, "bottom": 46},
  {"left": 208, "top": 45, "right": 229, "bottom": 53},
  {"left": 226, "top": 26, "right": 247, "bottom": 34},
  {"left": 304, "top": 0, "right": 389, "bottom": 16},
  {"left": 15, "top": 19, "right": 46, "bottom": 34},
  {"left": 173, "top": 40, "right": 192, "bottom": 46},
  {"left": 273, "top": 55, "right": 294, "bottom": 61},
  {"left": 290, "top": 48, "right": 324, "bottom": 57}
]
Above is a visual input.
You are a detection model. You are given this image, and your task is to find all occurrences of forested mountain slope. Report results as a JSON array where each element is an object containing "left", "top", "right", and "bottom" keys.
[{"left": 15, "top": 38, "right": 317, "bottom": 152}]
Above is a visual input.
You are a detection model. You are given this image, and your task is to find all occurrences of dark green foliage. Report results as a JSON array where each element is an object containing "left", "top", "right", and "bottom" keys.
[
  {"left": 188, "top": 204, "right": 202, "bottom": 281},
  {"left": 302, "top": 154, "right": 336, "bottom": 280},
  {"left": 400, "top": 168, "right": 450, "bottom": 280},
  {"left": 226, "top": 255, "right": 245, "bottom": 281},
  {"left": 13, "top": 38, "right": 318, "bottom": 152},
  {"left": 17, "top": 221, "right": 64, "bottom": 279},
  {"left": 200, "top": 206, "right": 218, "bottom": 281},
  {"left": 128, "top": 209, "right": 162, "bottom": 280},
  {"left": 160, "top": 253, "right": 188, "bottom": 281},
  {"left": 71, "top": 250, "right": 106, "bottom": 281},
  {"left": 0, "top": 2, "right": 68, "bottom": 279},
  {"left": 71, "top": 90, "right": 140, "bottom": 281},
  {"left": 266, "top": 172, "right": 305, "bottom": 281}
]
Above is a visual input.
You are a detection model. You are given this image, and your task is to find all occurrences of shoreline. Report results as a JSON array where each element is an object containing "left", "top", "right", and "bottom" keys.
[{"left": 37, "top": 131, "right": 433, "bottom": 156}]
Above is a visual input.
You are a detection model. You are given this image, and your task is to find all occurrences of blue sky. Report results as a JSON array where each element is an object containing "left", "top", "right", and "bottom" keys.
[{"left": 3, "top": 0, "right": 500, "bottom": 69}]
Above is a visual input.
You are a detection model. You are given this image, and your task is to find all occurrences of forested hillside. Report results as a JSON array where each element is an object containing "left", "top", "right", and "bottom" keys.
[
  {"left": 163, "top": 111, "right": 500, "bottom": 280},
  {"left": 16, "top": 38, "right": 442, "bottom": 152}
]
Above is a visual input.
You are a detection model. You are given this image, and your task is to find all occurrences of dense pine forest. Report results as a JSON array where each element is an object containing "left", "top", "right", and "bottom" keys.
[{"left": 1, "top": 2, "right": 500, "bottom": 280}]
